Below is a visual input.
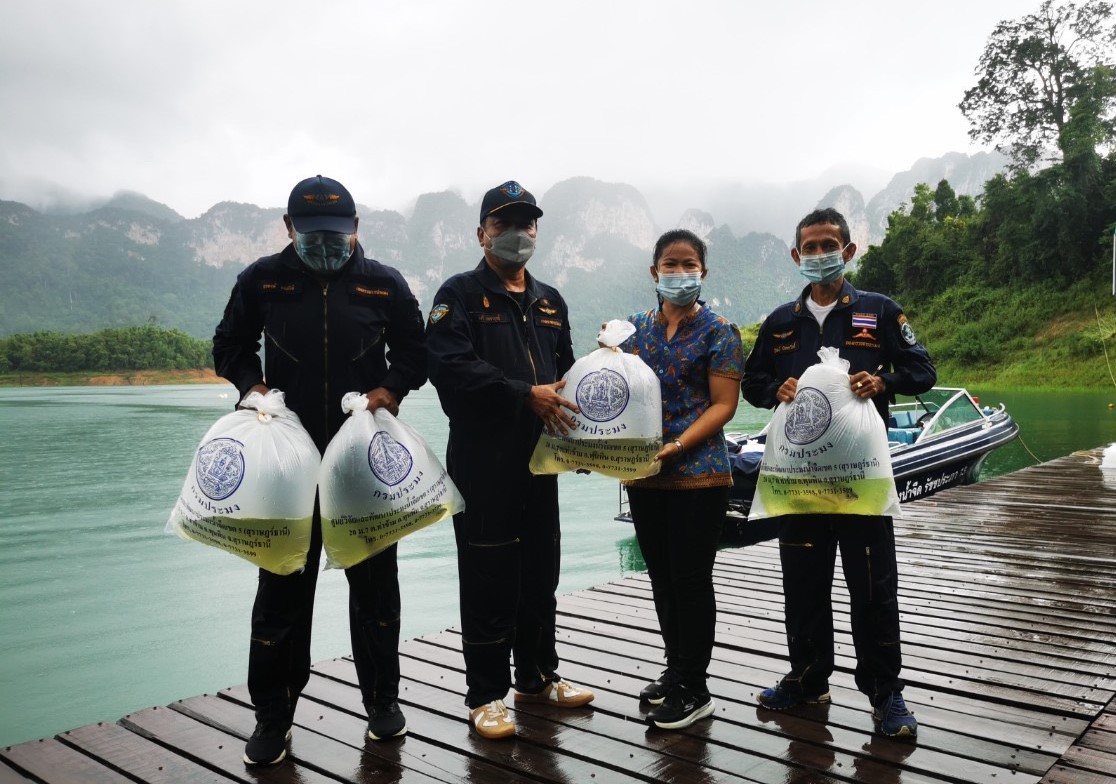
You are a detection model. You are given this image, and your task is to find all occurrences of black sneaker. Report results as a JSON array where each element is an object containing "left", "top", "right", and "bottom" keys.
[
  {"left": 243, "top": 720, "right": 292, "bottom": 766},
  {"left": 756, "top": 680, "right": 831, "bottom": 711},
  {"left": 873, "top": 691, "right": 917, "bottom": 738},
  {"left": 639, "top": 670, "right": 678, "bottom": 705},
  {"left": 647, "top": 685, "right": 715, "bottom": 730},
  {"left": 367, "top": 701, "right": 408, "bottom": 740}
]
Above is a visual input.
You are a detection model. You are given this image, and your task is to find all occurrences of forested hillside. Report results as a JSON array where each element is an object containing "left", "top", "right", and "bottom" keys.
[{"left": 849, "top": 0, "right": 1116, "bottom": 386}]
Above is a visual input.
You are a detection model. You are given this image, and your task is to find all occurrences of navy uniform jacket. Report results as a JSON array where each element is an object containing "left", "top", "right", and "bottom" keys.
[
  {"left": 742, "top": 281, "right": 936, "bottom": 422},
  {"left": 426, "top": 259, "right": 574, "bottom": 451},
  {"left": 212, "top": 244, "right": 427, "bottom": 452}
]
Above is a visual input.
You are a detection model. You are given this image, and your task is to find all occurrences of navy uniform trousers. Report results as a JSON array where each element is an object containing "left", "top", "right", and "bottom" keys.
[
  {"left": 248, "top": 501, "right": 401, "bottom": 725},
  {"left": 776, "top": 514, "right": 903, "bottom": 701}
]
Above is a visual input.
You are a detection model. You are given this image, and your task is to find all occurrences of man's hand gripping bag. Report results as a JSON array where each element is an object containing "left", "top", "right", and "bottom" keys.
[
  {"left": 318, "top": 393, "right": 464, "bottom": 570},
  {"left": 165, "top": 389, "right": 319, "bottom": 575},
  {"left": 529, "top": 320, "right": 662, "bottom": 480},
  {"left": 749, "top": 347, "right": 900, "bottom": 520}
]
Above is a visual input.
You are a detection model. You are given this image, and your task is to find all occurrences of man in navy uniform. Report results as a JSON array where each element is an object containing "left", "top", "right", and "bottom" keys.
[
  {"left": 741, "top": 207, "right": 935, "bottom": 739},
  {"left": 213, "top": 175, "right": 427, "bottom": 765},
  {"left": 425, "top": 180, "right": 594, "bottom": 739}
]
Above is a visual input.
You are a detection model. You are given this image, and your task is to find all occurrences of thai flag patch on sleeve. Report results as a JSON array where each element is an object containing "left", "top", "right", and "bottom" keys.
[{"left": 851, "top": 312, "right": 877, "bottom": 330}]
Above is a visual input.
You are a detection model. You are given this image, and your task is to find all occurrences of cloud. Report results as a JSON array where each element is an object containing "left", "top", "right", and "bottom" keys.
[{"left": 1, "top": 0, "right": 1028, "bottom": 218}]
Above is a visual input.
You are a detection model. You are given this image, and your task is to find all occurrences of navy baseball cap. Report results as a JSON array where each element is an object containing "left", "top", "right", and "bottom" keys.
[
  {"left": 479, "top": 180, "right": 543, "bottom": 224},
  {"left": 287, "top": 175, "right": 357, "bottom": 233}
]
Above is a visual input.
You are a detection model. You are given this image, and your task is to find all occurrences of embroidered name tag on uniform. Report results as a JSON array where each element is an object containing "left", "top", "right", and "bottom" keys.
[
  {"left": 537, "top": 318, "right": 562, "bottom": 328},
  {"left": 260, "top": 281, "right": 300, "bottom": 294},
  {"left": 476, "top": 313, "right": 506, "bottom": 323},
  {"left": 773, "top": 341, "right": 798, "bottom": 355},
  {"left": 352, "top": 284, "right": 390, "bottom": 298}
]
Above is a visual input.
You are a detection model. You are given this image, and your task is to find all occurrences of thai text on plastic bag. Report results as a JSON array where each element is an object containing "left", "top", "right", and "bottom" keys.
[
  {"left": 319, "top": 393, "right": 464, "bottom": 569},
  {"left": 165, "top": 389, "right": 319, "bottom": 575},
  {"left": 749, "top": 347, "right": 900, "bottom": 519},
  {"left": 529, "top": 320, "right": 662, "bottom": 480}
]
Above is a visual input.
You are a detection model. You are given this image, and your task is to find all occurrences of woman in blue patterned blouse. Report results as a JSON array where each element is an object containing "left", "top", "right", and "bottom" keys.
[{"left": 619, "top": 228, "right": 744, "bottom": 730}]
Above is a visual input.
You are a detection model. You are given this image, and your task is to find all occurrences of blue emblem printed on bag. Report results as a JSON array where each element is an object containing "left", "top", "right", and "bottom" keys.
[
  {"left": 575, "top": 368, "right": 629, "bottom": 422},
  {"left": 500, "top": 181, "right": 524, "bottom": 198},
  {"left": 196, "top": 437, "right": 246, "bottom": 500},
  {"left": 785, "top": 387, "right": 832, "bottom": 445},
  {"left": 368, "top": 431, "right": 414, "bottom": 487}
]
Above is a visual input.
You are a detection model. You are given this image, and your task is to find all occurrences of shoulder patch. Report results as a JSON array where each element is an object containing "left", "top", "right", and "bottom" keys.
[
  {"left": 428, "top": 303, "right": 450, "bottom": 325},
  {"left": 898, "top": 314, "right": 917, "bottom": 346}
]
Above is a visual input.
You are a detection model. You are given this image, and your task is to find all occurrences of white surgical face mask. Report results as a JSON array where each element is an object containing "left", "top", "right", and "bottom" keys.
[
  {"left": 655, "top": 272, "right": 702, "bottom": 306},
  {"left": 797, "top": 247, "right": 848, "bottom": 284},
  {"left": 484, "top": 228, "right": 536, "bottom": 267}
]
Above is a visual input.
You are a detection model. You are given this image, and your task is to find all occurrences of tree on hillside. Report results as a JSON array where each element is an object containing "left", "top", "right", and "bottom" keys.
[
  {"left": 854, "top": 181, "right": 981, "bottom": 299},
  {"left": 959, "top": 0, "right": 1116, "bottom": 170}
]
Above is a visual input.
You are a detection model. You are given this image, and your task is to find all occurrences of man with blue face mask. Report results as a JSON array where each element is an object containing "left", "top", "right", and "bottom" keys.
[
  {"left": 213, "top": 175, "right": 427, "bottom": 765},
  {"left": 741, "top": 207, "right": 935, "bottom": 740},
  {"left": 426, "top": 180, "right": 594, "bottom": 740}
]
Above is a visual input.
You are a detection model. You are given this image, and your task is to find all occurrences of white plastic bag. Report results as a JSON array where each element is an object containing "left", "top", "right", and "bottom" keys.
[
  {"left": 749, "top": 347, "right": 900, "bottom": 519},
  {"left": 318, "top": 393, "right": 464, "bottom": 569},
  {"left": 529, "top": 320, "right": 663, "bottom": 479},
  {"left": 165, "top": 389, "right": 319, "bottom": 575}
]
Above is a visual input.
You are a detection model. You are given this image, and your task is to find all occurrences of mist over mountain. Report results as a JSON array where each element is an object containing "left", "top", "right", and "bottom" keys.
[{"left": 0, "top": 152, "right": 1007, "bottom": 352}]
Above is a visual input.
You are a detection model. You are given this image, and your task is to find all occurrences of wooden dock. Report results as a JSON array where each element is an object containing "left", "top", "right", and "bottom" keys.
[{"left": 4, "top": 448, "right": 1116, "bottom": 783}]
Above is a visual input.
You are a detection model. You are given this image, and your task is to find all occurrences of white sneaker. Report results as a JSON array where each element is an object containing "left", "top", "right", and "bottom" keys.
[
  {"left": 514, "top": 679, "right": 595, "bottom": 707},
  {"left": 469, "top": 699, "right": 515, "bottom": 740}
]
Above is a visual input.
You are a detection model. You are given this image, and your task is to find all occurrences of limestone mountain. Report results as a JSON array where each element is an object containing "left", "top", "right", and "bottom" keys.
[{"left": 0, "top": 152, "right": 1008, "bottom": 351}]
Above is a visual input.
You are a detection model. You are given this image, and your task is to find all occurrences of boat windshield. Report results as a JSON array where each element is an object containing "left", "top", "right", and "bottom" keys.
[{"left": 899, "top": 388, "right": 985, "bottom": 437}]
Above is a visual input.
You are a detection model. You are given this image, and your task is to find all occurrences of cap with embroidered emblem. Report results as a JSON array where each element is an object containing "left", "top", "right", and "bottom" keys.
[
  {"left": 479, "top": 180, "right": 543, "bottom": 223},
  {"left": 287, "top": 175, "right": 357, "bottom": 233}
]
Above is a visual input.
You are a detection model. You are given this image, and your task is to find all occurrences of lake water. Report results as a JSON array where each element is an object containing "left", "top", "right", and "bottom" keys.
[{"left": 2, "top": 382, "right": 1115, "bottom": 747}]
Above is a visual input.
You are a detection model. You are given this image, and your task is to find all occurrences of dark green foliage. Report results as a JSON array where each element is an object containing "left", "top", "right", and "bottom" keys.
[
  {"left": 959, "top": 0, "right": 1116, "bottom": 170},
  {"left": 0, "top": 325, "right": 212, "bottom": 373}
]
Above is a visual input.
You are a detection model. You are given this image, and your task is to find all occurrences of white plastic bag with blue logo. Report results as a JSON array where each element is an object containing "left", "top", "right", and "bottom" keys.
[
  {"left": 318, "top": 393, "right": 463, "bottom": 570},
  {"left": 749, "top": 347, "right": 900, "bottom": 520},
  {"left": 165, "top": 389, "right": 319, "bottom": 575},
  {"left": 529, "top": 320, "right": 662, "bottom": 480}
]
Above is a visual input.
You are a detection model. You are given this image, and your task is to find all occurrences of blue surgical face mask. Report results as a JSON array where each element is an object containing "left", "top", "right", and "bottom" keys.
[
  {"left": 798, "top": 247, "right": 848, "bottom": 284},
  {"left": 294, "top": 231, "right": 353, "bottom": 274},
  {"left": 655, "top": 272, "right": 702, "bottom": 306}
]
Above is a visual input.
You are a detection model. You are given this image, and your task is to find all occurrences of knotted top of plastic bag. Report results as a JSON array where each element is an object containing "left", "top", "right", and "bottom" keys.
[
  {"left": 815, "top": 346, "right": 851, "bottom": 374},
  {"left": 597, "top": 319, "right": 636, "bottom": 349},
  {"left": 341, "top": 391, "right": 370, "bottom": 414},
  {"left": 239, "top": 389, "right": 294, "bottom": 423}
]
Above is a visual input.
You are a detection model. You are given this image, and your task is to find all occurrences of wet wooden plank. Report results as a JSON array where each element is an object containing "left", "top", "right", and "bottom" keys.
[
  {"left": 0, "top": 764, "right": 31, "bottom": 784},
  {"left": 0, "top": 766, "right": 31, "bottom": 784},
  {"left": 169, "top": 692, "right": 444, "bottom": 784},
  {"left": 557, "top": 590, "right": 1109, "bottom": 717},
  {"left": 1039, "top": 763, "right": 1116, "bottom": 784},
  {"left": 1055, "top": 744, "right": 1116, "bottom": 777},
  {"left": 312, "top": 657, "right": 763, "bottom": 784},
  {"left": 120, "top": 705, "right": 337, "bottom": 784},
  {"left": 396, "top": 635, "right": 1034, "bottom": 784},
  {"left": 0, "top": 737, "right": 134, "bottom": 784},
  {"left": 217, "top": 681, "right": 535, "bottom": 784},
  {"left": 56, "top": 721, "right": 231, "bottom": 784}
]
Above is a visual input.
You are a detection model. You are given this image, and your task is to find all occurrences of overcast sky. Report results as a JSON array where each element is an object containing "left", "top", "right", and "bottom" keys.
[{"left": 0, "top": 0, "right": 1031, "bottom": 218}]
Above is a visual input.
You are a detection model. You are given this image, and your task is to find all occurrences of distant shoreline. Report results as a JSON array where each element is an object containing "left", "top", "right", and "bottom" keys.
[{"left": 0, "top": 368, "right": 227, "bottom": 388}]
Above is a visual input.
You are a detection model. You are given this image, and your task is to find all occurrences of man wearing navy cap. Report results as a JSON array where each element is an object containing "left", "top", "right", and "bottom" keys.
[
  {"left": 426, "top": 180, "right": 594, "bottom": 739},
  {"left": 213, "top": 175, "right": 427, "bottom": 765}
]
